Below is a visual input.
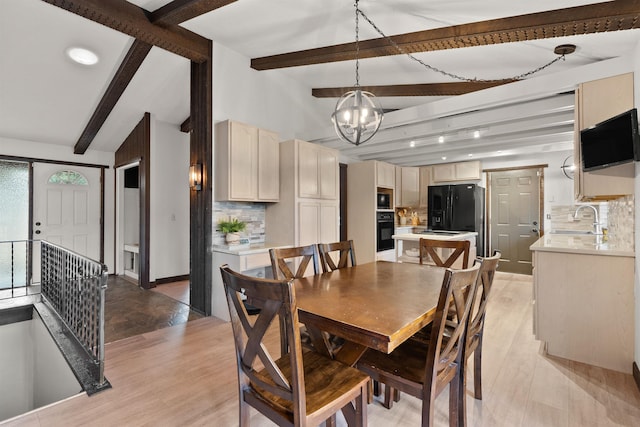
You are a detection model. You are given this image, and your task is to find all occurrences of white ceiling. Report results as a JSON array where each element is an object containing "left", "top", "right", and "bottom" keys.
[{"left": 2, "top": 0, "right": 640, "bottom": 165}]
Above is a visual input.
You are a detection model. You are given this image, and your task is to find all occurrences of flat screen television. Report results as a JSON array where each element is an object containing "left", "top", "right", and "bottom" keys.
[{"left": 580, "top": 108, "right": 640, "bottom": 172}]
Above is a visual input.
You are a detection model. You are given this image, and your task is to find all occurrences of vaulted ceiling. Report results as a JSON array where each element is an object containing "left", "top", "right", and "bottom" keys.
[{"left": 2, "top": 0, "right": 640, "bottom": 166}]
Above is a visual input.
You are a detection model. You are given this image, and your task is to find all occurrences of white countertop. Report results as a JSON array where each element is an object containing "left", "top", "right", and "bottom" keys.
[
  {"left": 212, "top": 242, "right": 291, "bottom": 256},
  {"left": 529, "top": 234, "right": 634, "bottom": 257},
  {"left": 393, "top": 231, "right": 478, "bottom": 241}
]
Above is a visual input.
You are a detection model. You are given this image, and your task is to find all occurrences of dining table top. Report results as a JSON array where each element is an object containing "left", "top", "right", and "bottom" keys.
[{"left": 294, "top": 260, "right": 446, "bottom": 363}]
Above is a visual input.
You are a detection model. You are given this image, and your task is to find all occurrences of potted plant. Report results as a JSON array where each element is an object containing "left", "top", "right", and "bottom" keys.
[{"left": 218, "top": 218, "right": 246, "bottom": 245}]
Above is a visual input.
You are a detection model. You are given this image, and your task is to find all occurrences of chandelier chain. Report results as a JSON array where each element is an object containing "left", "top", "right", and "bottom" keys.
[
  {"left": 357, "top": 7, "right": 566, "bottom": 83},
  {"left": 354, "top": 0, "right": 360, "bottom": 87}
]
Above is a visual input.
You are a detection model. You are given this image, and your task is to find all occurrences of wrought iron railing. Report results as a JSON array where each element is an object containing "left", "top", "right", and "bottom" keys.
[
  {"left": 40, "top": 241, "right": 108, "bottom": 387},
  {"left": 0, "top": 239, "right": 34, "bottom": 299}
]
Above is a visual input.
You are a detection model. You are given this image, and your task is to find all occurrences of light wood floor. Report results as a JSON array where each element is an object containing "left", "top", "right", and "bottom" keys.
[
  {"left": 3, "top": 272, "right": 640, "bottom": 426},
  {"left": 150, "top": 280, "right": 190, "bottom": 305}
]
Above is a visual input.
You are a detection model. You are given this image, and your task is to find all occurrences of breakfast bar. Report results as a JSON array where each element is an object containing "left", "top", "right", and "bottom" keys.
[{"left": 393, "top": 230, "right": 478, "bottom": 265}]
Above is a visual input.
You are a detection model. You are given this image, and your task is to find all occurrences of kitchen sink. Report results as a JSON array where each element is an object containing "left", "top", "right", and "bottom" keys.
[{"left": 550, "top": 229, "right": 595, "bottom": 235}]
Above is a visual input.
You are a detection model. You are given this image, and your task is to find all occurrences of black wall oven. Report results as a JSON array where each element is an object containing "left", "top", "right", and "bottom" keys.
[{"left": 376, "top": 212, "right": 395, "bottom": 252}]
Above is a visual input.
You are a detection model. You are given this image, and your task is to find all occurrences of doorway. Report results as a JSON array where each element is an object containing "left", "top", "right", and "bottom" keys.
[
  {"left": 487, "top": 166, "right": 545, "bottom": 275},
  {"left": 115, "top": 162, "right": 141, "bottom": 284}
]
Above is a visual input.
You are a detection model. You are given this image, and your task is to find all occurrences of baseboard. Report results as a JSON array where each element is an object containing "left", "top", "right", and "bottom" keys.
[
  {"left": 633, "top": 362, "right": 640, "bottom": 393},
  {"left": 154, "top": 274, "right": 189, "bottom": 285}
]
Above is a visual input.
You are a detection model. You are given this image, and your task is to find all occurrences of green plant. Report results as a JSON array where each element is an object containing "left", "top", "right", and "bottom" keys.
[{"left": 218, "top": 218, "right": 246, "bottom": 234}]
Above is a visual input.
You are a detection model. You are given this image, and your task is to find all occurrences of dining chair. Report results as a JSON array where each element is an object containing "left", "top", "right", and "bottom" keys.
[
  {"left": 356, "top": 263, "right": 480, "bottom": 427},
  {"left": 220, "top": 265, "right": 369, "bottom": 427},
  {"left": 464, "top": 251, "right": 501, "bottom": 400},
  {"left": 318, "top": 240, "right": 356, "bottom": 273},
  {"left": 419, "top": 238, "right": 471, "bottom": 269},
  {"left": 269, "top": 245, "right": 321, "bottom": 356}
]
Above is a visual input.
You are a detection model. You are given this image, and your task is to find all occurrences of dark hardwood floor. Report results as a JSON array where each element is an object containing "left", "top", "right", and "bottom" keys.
[{"left": 104, "top": 276, "right": 202, "bottom": 343}]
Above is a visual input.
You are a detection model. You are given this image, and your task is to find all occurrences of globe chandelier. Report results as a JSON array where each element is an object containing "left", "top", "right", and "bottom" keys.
[{"left": 331, "top": 0, "right": 384, "bottom": 146}]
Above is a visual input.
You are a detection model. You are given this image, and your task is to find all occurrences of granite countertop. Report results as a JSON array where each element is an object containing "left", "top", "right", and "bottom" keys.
[
  {"left": 392, "top": 231, "right": 478, "bottom": 241},
  {"left": 212, "top": 242, "right": 291, "bottom": 255},
  {"left": 529, "top": 234, "right": 634, "bottom": 257}
]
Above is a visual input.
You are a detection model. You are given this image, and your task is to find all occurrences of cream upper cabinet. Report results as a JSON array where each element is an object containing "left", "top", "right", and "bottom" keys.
[
  {"left": 376, "top": 161, "right": 395, "bottom": 188},
  {"left": 395, "top": 166, "right": 419, "bottom": 207},
  {"left": 419, "top": 166, "right": 432, "bottom": 208},
  {"left": 432, "top": 160, "right": 481, "bottom": 183},
  {"left": 574, "top": 73, "right": 635, "bottom": 201},
  {"left": 298, "top": 142, "right": 338, "bottom": 200},
  {"left": 257, "top": 129, "right": 280, "bottom": 201},
  {"left": 215, "top": 120, "right": 279, "bottom": 202}
]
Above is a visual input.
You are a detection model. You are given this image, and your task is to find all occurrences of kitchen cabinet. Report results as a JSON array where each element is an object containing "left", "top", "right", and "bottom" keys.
[
  {"left": 432, "top": 160, "right": 481, "bottom": 183},
  {"left": 395, "top": 166, "right": 419, "bottom": 207},
  {"left": 298, "top": 141, "right": 337, "bottom": 200},
  {"left": 265, "top": 140, "right": 339, "bottom": 265},
  {"left": 214, "top": 120, "right": 280, "bottom": 202},
  {"left": 574, "top": 73, "right": 635, "bottom": 201},
  {"left": 376, "top": 161, "right": 395, "bottom": 189},
  {"left": 419, "top": 166, "right": 432, "bottom": 208},
  {"left": 530, "top": 235, "right": 634, "bottom": 373}
]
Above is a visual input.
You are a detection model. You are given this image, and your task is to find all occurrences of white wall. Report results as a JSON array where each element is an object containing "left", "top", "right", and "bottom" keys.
[
  {"left": 633, "top": 40, "right": 640, "bottom": 372},
  {"left": 0, "top": 136, "right": 115, "bottom": 273},
  {"left": 150, "top": 117, "right": 190, "bottom": 281},
  {"left": 212, "top": 42, "right": 327, "bottom": 139}
]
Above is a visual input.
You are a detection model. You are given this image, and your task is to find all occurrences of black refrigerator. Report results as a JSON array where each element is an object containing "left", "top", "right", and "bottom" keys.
[{"left": 428, "top": 184, "right": 485, "bottom": 256}]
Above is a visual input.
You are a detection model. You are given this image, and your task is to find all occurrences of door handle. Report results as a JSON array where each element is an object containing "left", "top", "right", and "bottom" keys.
[
  {"left": 35, "top": 230, "right": 41, "bottom": 235},
  {"left": 532, "top": 229, "right": 539, "bottom": 234}
]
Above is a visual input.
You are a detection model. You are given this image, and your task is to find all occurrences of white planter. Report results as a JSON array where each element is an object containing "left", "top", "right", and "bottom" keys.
[{"left": 226, "top": 232, "right": 241, "bottom": 245}]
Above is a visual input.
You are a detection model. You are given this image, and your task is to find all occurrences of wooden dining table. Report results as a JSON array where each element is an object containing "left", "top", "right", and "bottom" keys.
[{"left": 294, "top": 260, "right": 446, "bottom": 366}]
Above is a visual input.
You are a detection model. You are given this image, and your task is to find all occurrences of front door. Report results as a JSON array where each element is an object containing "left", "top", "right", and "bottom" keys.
[
  {"left": 489, "top": 167, "right": 542, "bottom": 275},
  {"left": 32, "top": 163, "right": 101, "bottom": 283}
]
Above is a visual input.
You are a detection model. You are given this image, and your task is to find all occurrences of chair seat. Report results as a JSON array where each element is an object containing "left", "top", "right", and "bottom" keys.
[{"left": 251, "top": 350, "right": 370, "bottom": 417}]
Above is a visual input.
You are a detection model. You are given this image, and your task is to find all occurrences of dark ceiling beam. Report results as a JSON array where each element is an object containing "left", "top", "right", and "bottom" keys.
[
  {"left": 312, "top": 80, "right": 516, "bottom": 98},
  {"left": 42, "top": 0, "right": 210, "bottom": 62},
  {"left": 74, "top": 40, "right": 153, "bottom": 154},
  {"left": 251, "top": 0, "right": 640, "bottom": 70},
  {"left": 150, "top": 0, "right": 237, "bottom": 25},
  {"left": 70, "top": 0, "right": 236, "bottom": 153}
]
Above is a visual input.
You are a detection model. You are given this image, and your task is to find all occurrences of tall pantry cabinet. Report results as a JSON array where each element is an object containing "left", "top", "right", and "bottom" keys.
[{"left": 265, "top": 139, "right": 339, "bottom": 256}]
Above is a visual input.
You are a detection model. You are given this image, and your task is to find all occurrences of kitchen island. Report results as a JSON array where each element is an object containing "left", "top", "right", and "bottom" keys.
[
  {"left": 530, "top": 233, "right": 634, "bottom": 373},
  {"left": 393, "top": 231, "right": 477, "bottom": 267}
]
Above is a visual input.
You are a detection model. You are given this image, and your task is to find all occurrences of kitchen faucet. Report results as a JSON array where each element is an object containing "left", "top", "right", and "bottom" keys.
[{"left": 573, "top": 204, "right": 602, "bottom": 235}]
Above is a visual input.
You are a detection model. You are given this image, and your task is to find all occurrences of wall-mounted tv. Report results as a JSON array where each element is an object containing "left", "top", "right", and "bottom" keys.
[{"left": 580, "top": 108, "right": 640, "bottom": 172}]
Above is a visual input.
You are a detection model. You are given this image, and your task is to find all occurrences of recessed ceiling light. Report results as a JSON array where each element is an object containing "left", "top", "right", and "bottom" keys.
[
  {"left": 438, "top": 136, "right": 445, "bottom": 143},
  {"left": 410, "top": 140, "right": 415, "bottom": 148},
  {"left": 66, "top": 47, "right": 99, "bottom": 65},
  {"left": 441, "top": 156, "right": 447, "bottom": 160},
  {"left": 468, "top": 153, "right": 473, "bottom": 157},
  {"left": 473, "top": 130, "right": 480, "bottom": 139}
]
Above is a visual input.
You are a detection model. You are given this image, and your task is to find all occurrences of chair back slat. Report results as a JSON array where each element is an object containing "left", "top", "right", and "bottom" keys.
[
  {"left": 419, "top": 238, "right": 471, "bottom": 269},
  {"left": 468, "top": 251, "right": 501, "bottom": 345},
  {"left": 220, "top": 265, "right": 306, "bottom": 410},
  {"left": 318, "top": 240, "right": 356, "bottom": 273},
  {"left": 425, "top": 263, "right": 480, "bottom": 388}
]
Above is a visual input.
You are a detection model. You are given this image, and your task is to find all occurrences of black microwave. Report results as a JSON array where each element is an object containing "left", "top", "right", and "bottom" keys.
[{"left": 377, "top": 193, "right": 391, "bottom": 209}]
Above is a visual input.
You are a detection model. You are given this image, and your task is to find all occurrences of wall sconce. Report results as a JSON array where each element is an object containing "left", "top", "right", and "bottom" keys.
[{"left": 189, "top": 164, "right": 202, "bottom": 191}]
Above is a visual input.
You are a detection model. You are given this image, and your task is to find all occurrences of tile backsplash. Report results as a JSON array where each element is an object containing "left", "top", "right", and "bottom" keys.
[
  {"left": 213, "top": 202, "right": 266, "bottom": 246},
  {"left": 549, "top": 196, "right": 634, "bottom": 250}
]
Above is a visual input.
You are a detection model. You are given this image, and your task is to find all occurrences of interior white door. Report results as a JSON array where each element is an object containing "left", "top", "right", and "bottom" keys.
[{"left": 32, "top": 164, "right": 101, "bottom": 283}]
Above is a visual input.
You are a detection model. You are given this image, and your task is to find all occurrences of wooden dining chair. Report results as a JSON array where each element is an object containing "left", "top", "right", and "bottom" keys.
[
  {"left": 464, "top": 251, "right": 500, "bottom": 401},
  {"left": 220, "top": 265, "right": 369, "bottom": 427},
  {"left": 269, "top": 245, "right": 321, "bottom": 281},
  {"left": 269, "top": 245, "right": 321, "bottom": 356},
  {"left": 356, "top": 263, "right": 480, "bottom": 427},
  {"left": 419, "top": 238, "right": 471, "bottom": 269},
  {"left": 318, "top": 240, "right": 356, "bottom": 273}
]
